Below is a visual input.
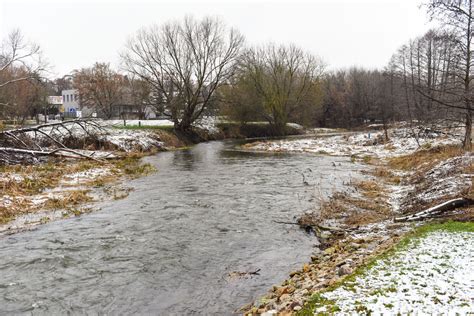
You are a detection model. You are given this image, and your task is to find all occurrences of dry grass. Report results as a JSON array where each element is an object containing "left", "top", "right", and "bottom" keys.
[
  {"left": 44, "top": 190, "right": 92, "bottom": 210},
  {"left": 388, "top": 145, "right": 465, "bottom": 172},
  {"left": 371, "top": 167, "right": 402, "bottom": 184},
  {"left": 313, "top": 189, "right": 391, "bottom": 227},
  {"left": 353, "top": 180, "right": 387, "bottom": 199},
  {"left": 0, "top": 154, "right": 156, "bottom": 224}
]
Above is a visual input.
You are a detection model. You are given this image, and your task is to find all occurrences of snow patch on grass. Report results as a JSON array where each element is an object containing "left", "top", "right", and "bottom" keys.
[
  {"left": 314, "top": 230, "right": 474, "bottom": 315},
  {"left": 103, "top": 129, "right": 164, "bottom": 152},
  {"left": 61, "top": 167, "right": 111, "bottom": 186},
  {"left": 105, "top": 119, "right": 174, "bottom": 127},
  {"left": 0, "top": 173, "right": 24, "bottom": 183}
]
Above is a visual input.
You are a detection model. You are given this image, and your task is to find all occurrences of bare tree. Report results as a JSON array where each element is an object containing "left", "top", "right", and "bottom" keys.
[
  {"left": 0, "top": 30, "right": 46, "bottom": 118},
  {"left": 122, "top": 16, "right": 244, "bottom": 132},
  {"left": 0, "top": 29, "right": 45, "bottom": 89},
  {"left": 73, "top": 63, "right": 124, "bottom": 119},
  {"left": 123, "top": 75, "right": 152, "bottom": 119},
  {"left": 426, "top": 0, "right": 474, "bottom": 149}
]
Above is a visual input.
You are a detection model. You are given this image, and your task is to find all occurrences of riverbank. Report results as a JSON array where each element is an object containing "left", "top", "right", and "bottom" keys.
[
  {"left": 0, "top": 118, "right": 305, "bottom": 234},
  {"left": 0, "top": 120, "right": 184, "bottom": 233},
  {"left": 242, "top": 124, "right": 474, "bottom": 315}
]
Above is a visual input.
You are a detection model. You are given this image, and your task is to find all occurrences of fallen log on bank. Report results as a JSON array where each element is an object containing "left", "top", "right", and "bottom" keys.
[{"left": 394, "top": 198, "right": 474, "bottom": 222}]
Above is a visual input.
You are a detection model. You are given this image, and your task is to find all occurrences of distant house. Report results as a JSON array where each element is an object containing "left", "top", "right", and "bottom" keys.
[
  {"left": 61, "top": 89, "right": 81, "bottom": 117},
  {"left": 60, "top": 88, "right": 157, "bottom": 119}
]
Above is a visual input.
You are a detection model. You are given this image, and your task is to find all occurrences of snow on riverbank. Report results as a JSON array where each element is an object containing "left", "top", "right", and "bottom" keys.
[
  {"left": 103, "top": 128, "right": 164, "bottom": 152},
  {"left": 314, "top": 230, "right": 474, "bottom": 315},
  {"left": 245, "top": 127, "right": 461, "bottom": 159}
]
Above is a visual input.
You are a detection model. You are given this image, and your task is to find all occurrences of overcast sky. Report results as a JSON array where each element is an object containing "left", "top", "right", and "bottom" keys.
[{"left": 0, "top": 0, "right": 434, "bottom": 78}]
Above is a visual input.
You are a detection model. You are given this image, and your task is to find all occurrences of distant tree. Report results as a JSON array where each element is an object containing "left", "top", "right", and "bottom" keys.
[
  {"left": 124, "top": 76, "right": 152, "bottom": 119},
  {"left": 0, "top": 68, "right": 46, "bottom": 122},
  {"left": 52, "top": 76, "right": 73, "bottom": 95},
  {"left": 73, "top": 62, "right": 124, "bottom": 119},
  {"left": 219, "top": 72, "right": 264, "bottom": 126},
  {"left": 235, "top": 44, "right": 325, "bottom": 134},
  {"left": 0, "top": 29, "right": 46, "bottom": 119},
  {"left": 122, "top": 16, "right": 244, "bottom": 132},
  {"left": 318, "top": 70, "right": 350, "bottom": 127},
  {"left": 388, "top": 29, "right": 457, "bottom": 126},
  {"left": 0, "top": 29, "right": 45, "bottom": 89}
]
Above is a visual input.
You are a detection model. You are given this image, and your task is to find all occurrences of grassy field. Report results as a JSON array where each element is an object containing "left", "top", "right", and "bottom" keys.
[{"left": 298, "top": 221, "right": 474, "bottom": 315}]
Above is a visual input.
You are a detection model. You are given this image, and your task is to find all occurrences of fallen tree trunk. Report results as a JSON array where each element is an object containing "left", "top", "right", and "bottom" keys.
[
  {"left": 0, "top": 147, "right": 110, "bottom": 162},
  {"left": 394, "top": 198, "right": 474, "bottom": 222}
]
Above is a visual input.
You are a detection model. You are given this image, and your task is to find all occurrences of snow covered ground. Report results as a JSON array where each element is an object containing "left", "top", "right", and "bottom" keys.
[
  {"left": 105, "top": 119, "right": 174, "bottom": 127},
  {"left": 314, "top": 230, "right": 474, "bottom": 315},
  {"left": 245, "top": 128, "right": 461, "bottom": 159}
]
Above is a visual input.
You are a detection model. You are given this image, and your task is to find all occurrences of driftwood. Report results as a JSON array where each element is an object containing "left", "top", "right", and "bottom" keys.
[
  {"left": 224, "top": 268, "right": 261, "bottom": 282},
  {"left": 0, "top": 119, "right": 107, "bottom": 165},
  {"left": 274, "top": 219, "right": 350, "bottom": 236},
  {"left": 394, "top": 198, "right": 474, "bottom": 222}
]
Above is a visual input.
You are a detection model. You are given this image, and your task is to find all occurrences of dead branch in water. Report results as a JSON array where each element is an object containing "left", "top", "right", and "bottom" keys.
[{"left": 394, "top": 198, "right": 474, "bottom": 222}]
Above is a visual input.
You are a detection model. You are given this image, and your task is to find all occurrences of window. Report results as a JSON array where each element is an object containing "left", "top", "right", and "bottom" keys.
[{"left": 65, "top": 95, "right": 69, "bottom": 102}]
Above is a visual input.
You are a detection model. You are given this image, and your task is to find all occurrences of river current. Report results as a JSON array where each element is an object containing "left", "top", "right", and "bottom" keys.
[{"left": 0, "top": 140, "right": 362, "bottom": 315}]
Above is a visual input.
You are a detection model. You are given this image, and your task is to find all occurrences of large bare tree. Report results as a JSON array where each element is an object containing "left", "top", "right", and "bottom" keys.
[
  {"left": 121, "top": 16, "right": 244, "bottom": 132},
  {"left": 73, "top": 63, "right": 124, "bottom": 119}
]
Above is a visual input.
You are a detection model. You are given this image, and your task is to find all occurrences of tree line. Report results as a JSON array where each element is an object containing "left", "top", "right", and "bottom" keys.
[{"left": 0, "top": 0, "right": 472, "bottom": 148}]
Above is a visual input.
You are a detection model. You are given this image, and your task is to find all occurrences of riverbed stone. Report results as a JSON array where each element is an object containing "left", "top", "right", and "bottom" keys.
[
  {"left": 279, "top": 293, "right": 291, "bottom": 302},
  {"left": 337, "top": 264, "right": 353, "bottom": 276},
  {"left": 293, "top": 305, "right": 302, "bottom": 311},
  {"left": 286, "top": 285, "right": 296, "bottom": 294}
]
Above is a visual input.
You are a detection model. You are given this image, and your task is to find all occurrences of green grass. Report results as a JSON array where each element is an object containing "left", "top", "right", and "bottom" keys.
[{"left": 297, "top": 221, "right": 474, "bottom": 315}]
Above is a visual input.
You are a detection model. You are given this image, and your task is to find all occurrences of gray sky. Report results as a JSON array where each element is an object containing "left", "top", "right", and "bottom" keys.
[{"left": 0, "top": 0, "right": 434, "bottom": 78}]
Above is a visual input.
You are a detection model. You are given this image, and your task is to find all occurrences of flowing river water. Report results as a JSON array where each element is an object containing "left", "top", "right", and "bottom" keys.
[{"left": 0, "top": 140, "right": 363, "bottom": 315}]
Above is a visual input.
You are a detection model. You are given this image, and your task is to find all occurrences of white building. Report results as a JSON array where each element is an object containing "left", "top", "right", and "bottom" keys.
[{"left": 61, "top": 89, "right": 80, "bottom": 117}]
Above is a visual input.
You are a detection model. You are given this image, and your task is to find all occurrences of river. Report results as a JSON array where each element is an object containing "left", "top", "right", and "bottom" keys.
[{"left": 0, "top": 140, "right": 363, "bottom": 315}]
